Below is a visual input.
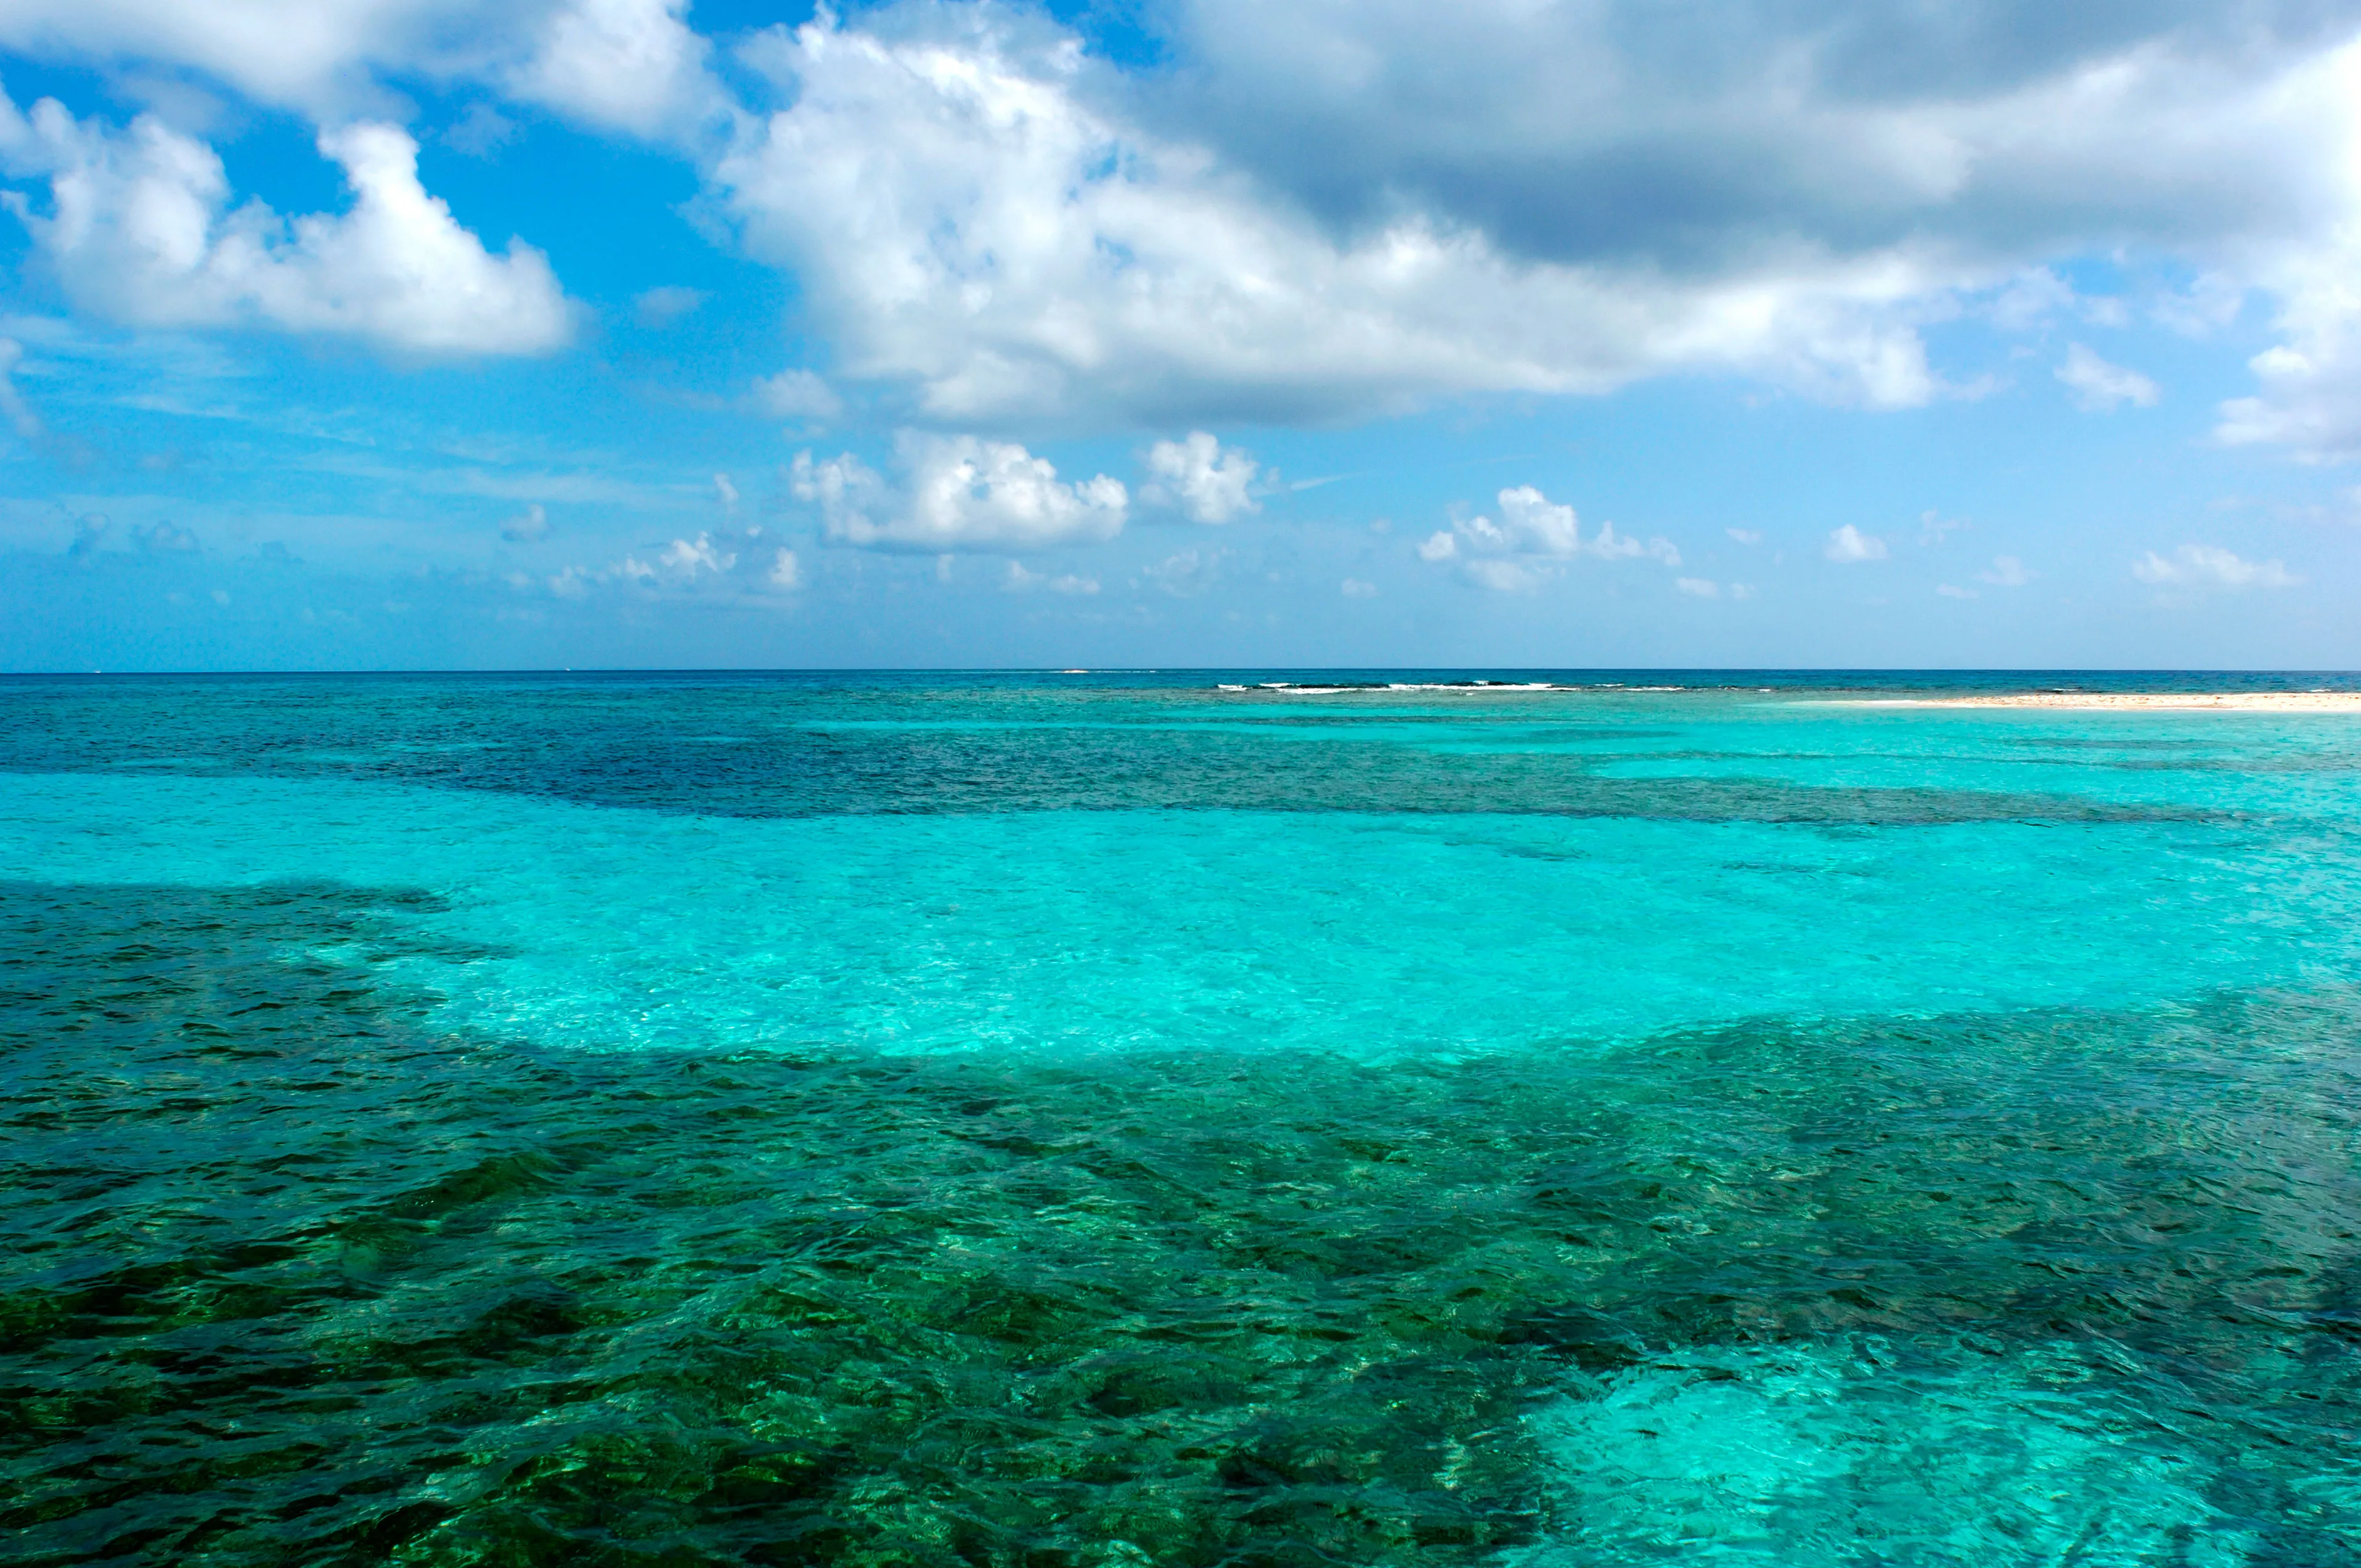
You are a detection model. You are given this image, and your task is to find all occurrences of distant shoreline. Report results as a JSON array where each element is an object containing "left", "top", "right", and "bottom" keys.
[{"left": 1851, "top": 692, "right": 2361, "bottom": 711}]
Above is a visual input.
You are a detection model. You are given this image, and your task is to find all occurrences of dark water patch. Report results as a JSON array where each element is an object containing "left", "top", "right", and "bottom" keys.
[
  {"left": 2095, "top": 755, "right": 2361, "bottom": 775},
  {"left": 6, "top": 882, "right": 2360, "bottom": 1564},
  {"left": 1997, "top": 737, "right": 2226, "bottom": 751},
  {"left": 1989, "top": 734, "right": 2361, "bottom": 777},
  {"left": 0, "top": 680, "right": 2215, "bottom": 826}
]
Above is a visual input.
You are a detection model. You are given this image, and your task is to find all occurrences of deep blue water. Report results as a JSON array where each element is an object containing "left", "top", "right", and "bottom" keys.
[{"left": 4, "top": 671, "right": 2359, "bottom": 1566}]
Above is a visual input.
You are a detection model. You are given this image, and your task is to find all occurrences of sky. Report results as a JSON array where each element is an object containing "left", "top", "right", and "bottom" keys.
[{"left": 1, "top": 0, "right": 2360, "bottom": 671}]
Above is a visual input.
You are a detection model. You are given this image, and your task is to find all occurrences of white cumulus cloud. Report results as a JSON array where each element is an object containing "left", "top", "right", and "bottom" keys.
[
  {"left": 2132, "top": 544, "right": 2298, "bottom": 589},
  {"left": 639, "top": 531, "right": 733, "bottom": 580},
  {"left": 0, "top": 99, "right": 572, "bottom": 355},
  {"left": 6, "top": 0, "right": 2361, "bottom": 452},
  {"left": 506, "top": 0, "right": 719, "bottom": 141},
  {"left": 1142, "top": 431, "right": 1260, "bottom": 523},
  {"left": 1426, "top": 484, "right": 1679, "bottom": 589},
  {"left": 1825, "top": 525, "right": 1888, "bottom": 562},
  {"left": 2216, "top": 258, "right": 2361, "bottom": 460},
  {"left": 0, "top": 0, "right": 473, "bottom": 118},
  {"left": 712, "top": 9, "right": 1973, "bottom": 427},
  {"left": 1156, "top": 0, "right": 2361, "bottom": 452},
  {"left": 2057, "top": 343, "right": 2160, "bottom": 410},
  {"left": 0, "top": 0, "right": 722, "bottom": 139},
  {"left": 791, "top": 433, "right": 1127, "bottom": 551},
  {"left": 1978, "top": 555, "right": 2033, "bottom": 587},
  {"left": 9, "top": 0, "right": 2361, "bottom": 452},
  {"left": 702, "top": 4, "right": 2361, "bottom": 441}
]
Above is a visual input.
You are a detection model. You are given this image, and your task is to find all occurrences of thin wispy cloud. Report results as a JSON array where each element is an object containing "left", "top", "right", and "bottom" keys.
[
  {"left": 2133, "top": 545, "right": 2298, "bottom": 590},
  {"left": 2058, "top": 345, "right": 2161, "bottom": 412}
]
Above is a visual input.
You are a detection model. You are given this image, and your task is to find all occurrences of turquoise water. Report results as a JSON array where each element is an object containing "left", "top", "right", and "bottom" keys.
[{"left": 4, "top": 671, "right": 2360, "bottom": 1565}]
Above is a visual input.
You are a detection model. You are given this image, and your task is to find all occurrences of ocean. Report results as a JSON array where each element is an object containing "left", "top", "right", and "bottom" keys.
[{"left": 4, "top": 670, "right": 2359, "bottom": 1566}]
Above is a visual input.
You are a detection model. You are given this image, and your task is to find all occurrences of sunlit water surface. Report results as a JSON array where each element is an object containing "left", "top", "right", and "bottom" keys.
[{"left": 4, "top": 671, "right": 2359, "bottom": 1566}]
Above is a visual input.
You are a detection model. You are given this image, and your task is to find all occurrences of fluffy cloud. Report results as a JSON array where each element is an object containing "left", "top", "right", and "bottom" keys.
[
  {"left": 629, "top": 531, "right": 733, "bottom": 581},
  {"left": 10, "top": 0, "right": 2361, "bottom": 450},
  {"left": 0, "top": 0, "right": 719, "bottom": 137},
  {"left": 2132, "top": 544, "right": 2299, "bottom": 589},
  {"left": 1157, "top": 0, "right": 2361, "bottom": 483},
  {"left": 1156, "top": 0, "right": 2360, "bottom": 272},
  {"left": 1425, "top": 484, "right": 1680, "bottom": 589},
  {"left": 2057, "top": 344, "right": 2160, "bottom": 410},
  {"left": 1142, "top": 431, "right": 1259, "bottom": 523},
  {"left": 712, "top": 10, "right": 1974, "bottom": 427},
  {"left": 0, "top": 99, "right": 572, "bottom": 355},
  {"left": 506, "top": 0, "right": 718, "bottom": 139},
  {"left": 1825, "top": 525, "right": 1888, "bottom": 562},
  {"left": 1476, "top": 487, "right": 1585, "bottom": 558},
  {"left": 2216, "top": 242, "right": 2361, "bottom": 459},
  {"left": 703, "top": 4, "right": 2361, "bottom": 436},
  {"left": 0, "top": 0, "right": 463, "bottom": 116},
  {"left": 501, "top": 502, "right": 550, "bottom": 542},
  {"left": 791, "top": 433, "right": 1127, "bottom": 551}
]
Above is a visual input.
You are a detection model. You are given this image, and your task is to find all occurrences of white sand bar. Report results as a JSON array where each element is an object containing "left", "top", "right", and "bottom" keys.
[{"left": 1859, "top": 692, "right": 2361, "bottom": 711}]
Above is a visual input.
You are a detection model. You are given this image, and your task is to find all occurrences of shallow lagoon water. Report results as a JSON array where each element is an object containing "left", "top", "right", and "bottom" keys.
[{"left": 3, "top": 672, "right": 2359, "bottom": 1566}]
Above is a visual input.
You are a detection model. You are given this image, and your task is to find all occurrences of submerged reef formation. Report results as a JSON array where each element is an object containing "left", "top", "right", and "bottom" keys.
[{"left": 5, "top": 879, "right": 2358, "bottom": 1566}]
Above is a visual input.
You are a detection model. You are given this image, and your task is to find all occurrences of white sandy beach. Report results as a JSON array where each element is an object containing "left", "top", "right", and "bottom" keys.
[{"left": 1861, "top": 692, "right": 2361, "bottom": 711}]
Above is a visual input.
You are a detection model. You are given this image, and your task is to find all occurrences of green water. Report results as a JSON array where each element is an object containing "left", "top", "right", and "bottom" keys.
[{"left": 4, "top": 672, "right": 2359, "bottom": 1565}]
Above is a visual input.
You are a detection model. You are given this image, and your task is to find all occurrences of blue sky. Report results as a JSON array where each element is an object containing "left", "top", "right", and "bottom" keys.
[{"left": 1, "top": 0, "right": 2359, "bottom": 671}]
